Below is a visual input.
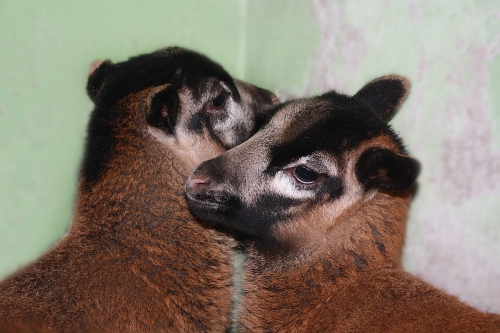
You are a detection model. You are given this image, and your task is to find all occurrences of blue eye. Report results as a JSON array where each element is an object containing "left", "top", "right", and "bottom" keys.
[{"left": 294, "top": 166, "right": 319, "bottom": 184}]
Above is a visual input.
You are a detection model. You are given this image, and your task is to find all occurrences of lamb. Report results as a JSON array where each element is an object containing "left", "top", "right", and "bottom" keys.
[
  {"left": 186, "top": 75, "right": 500, "bottom": 332},
  {"left": 0, "top": 46, "right": 278, "bottom": 333}
]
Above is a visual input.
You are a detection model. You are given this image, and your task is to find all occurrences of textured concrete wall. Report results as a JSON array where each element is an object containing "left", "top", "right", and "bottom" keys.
[{"left": 1, "top": 0, "right": 499, "bottom": 313}]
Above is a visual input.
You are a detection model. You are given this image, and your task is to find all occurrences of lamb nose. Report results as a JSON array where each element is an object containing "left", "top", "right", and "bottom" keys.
[{"left": 187, "top": 177, "right": 211, "bottom": 189}]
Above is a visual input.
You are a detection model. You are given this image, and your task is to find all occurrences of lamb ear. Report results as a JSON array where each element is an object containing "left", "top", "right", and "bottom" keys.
[
  {"left": 355, "top": 148, "right": 420, "bottom": 191},
  {"left": 146, "top": 84, "right": 180, "bottom": 135},
  {"left": 86, "top": 60, "right": 115, "bottom": 102},
  {"left": 353, "top": 75, "right": 411, "bottom": 121}
]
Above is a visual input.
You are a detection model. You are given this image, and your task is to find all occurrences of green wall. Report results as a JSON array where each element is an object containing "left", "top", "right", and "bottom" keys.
[
  {"left": 0, "top": 0, "right": 249, "bottom": 278},
  {"left": 1, "top": 0, "right": 499, "bottom": 313}
]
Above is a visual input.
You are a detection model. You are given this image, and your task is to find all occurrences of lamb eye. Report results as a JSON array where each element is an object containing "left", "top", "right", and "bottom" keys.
[
  {"left": 294, "top": 166, "right": 319, "bottom": 184},
  {"left": 211, "top": 92, "right": 227, "bottom": 109}
]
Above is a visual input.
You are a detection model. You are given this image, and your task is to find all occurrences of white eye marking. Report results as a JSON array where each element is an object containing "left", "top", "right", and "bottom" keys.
[
  {"left": 283, "top": 154, "right": 339, "bottom": 177},
  {"left": 270, "top": 172, "right": 316, "bottom": 200}
]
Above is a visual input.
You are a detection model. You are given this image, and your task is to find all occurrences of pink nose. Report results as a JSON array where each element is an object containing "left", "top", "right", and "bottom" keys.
[{"left": 186, "top": 176, "right": 211, "bottom": 189}]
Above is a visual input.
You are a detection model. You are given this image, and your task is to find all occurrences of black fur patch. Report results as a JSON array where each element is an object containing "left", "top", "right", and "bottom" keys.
[
  {"left": 187, "top": 110, "right": 206, "bottom": 133},
  {"left": 355, "top": 148, "right": 420, "bottom": 191},
  {"left": 186, "top": 110, "right": 227, "bottom": 149},
  {"left": 191, "top": 175, "right": 343, "bottom": 240},
  {"left": 188, "top": 191, "right": 299, "bottom": 239},
  {"left": 234, "top": 194, "right": 299, "bottom": 238},
  {"left": 318, "top": 176, "right": 344, "bottom": 201},
  {"left": 91, "top": 47, "right": 239, "bottom": 109},
  {"left": 81, "top": 47, "right": 239, "bottom": 185},
  {"left": 87, "top": 60, "right": 116, "bottom": 102},
  {"left": 81, "top": 104, "right": 118, "bottom": 185},
  {"left": 353, "top": 76, "right": 408, "bottom": 121},
  {"left": 269, "top": 92, "right": 404, "bottom": 171},
  {"left": 147, "top": 85, "right": 180, "bottom": 135}
]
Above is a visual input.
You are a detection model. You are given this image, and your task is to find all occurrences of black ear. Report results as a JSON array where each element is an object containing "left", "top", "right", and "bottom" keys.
[
  {"left": 86, "top": 60, "right": 116, "bottom": 103},
  {"left": 353, "top": 75, "right": 411, "bottom": 121},
  {"left": 146, "top": 84, "right": 180, "bottom": 135},
  {"left": 356, "top": 148, "right": 420, "bottom": 191}
]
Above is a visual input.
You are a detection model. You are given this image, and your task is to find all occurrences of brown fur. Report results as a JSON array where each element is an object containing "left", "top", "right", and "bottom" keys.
[
  {"left": 238, "top": 190, "right": 500, "bottom": 332},
  {"left": 0, "top": 87, "right": 235, "bottom": 332}
]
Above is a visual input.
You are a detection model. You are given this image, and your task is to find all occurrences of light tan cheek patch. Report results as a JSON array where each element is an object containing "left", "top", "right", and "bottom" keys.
[
  {"left": 147, "top": 126, "right": 225, "bottom": 173},
  {"left": 273, "top": 193, "right": 362, "bottom": 240},
  {"left": 269, "top": 201, "right": 349, "bottom": 262}
]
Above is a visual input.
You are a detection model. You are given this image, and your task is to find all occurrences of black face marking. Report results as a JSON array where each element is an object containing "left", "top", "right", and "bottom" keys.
[
  {"left": 188, "top": 191, "right": 300, "bottom": 239},
  {"left": 82, "top": 47, "right": 239, "bottom": 185},
  {"left": 234, "top": 194, "right": 300, "bottom": 238},
  {"left": 189, "top": 174, "right": 343, "bottom": 241},
  {"left": 187, "top": 110, "right": 207, "bottom": 133},
  {"left": 269, "top": 94, "right": 402, "bottom": 171},
  {"left": 317, "top": 176, "right": 344, "bottom": 201},
  {"left": 187, "top": 108, "right": 228, "bottom": 143}
]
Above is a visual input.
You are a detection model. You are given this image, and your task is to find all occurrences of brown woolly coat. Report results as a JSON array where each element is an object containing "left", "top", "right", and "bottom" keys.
[
  {"left": 0, "top": 89, "right": 234, "bottom": 332},
  {"left": 239, "top": 191, "right": 500, "bottom": 332}
]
